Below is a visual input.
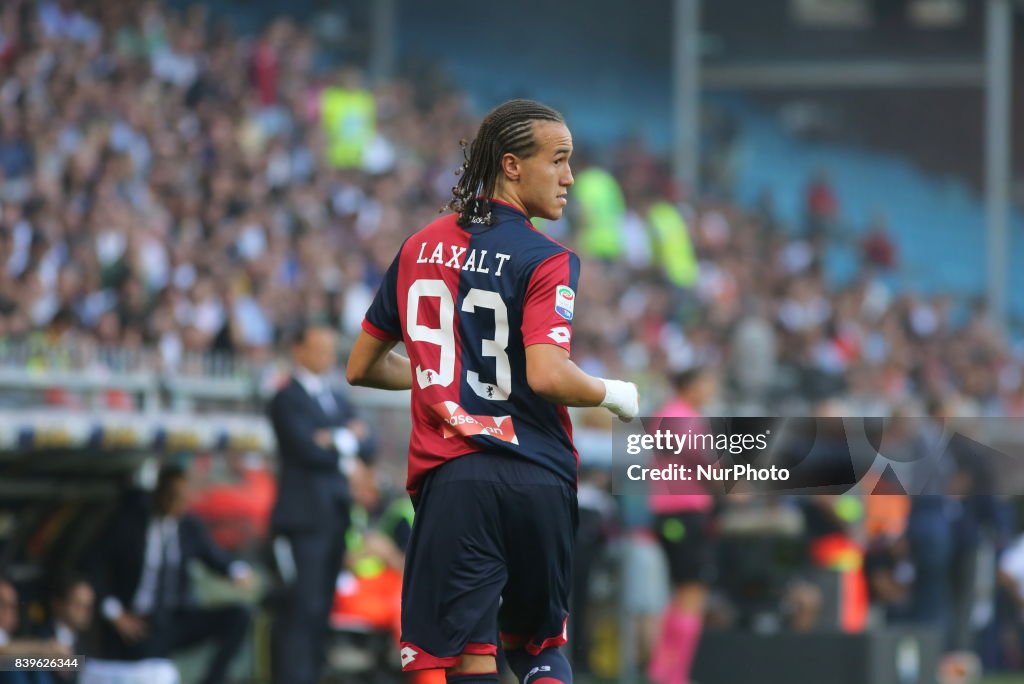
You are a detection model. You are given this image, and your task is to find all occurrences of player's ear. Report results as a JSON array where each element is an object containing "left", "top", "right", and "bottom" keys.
[{"left": 500, "top": 152, "right": 521, "bottom": 182}]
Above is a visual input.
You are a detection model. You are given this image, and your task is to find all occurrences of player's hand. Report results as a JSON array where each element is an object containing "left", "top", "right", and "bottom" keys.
[
  {"left": 600, "top": 379, "right": 639, "bottom": 422},
  {"left": 112, "top": 612, "right": 147, "bottom": 642},
  {"left": 616, "top": 382, "right": 640, "bottom": 422}
]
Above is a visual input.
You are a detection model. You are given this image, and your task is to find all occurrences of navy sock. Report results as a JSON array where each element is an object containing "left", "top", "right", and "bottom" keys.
[
  {"left": 505, "top": 647, "right": 573, "bottom": 684},
  {"left": 445, "top": 672, "right": 499, "bottom": 683}
]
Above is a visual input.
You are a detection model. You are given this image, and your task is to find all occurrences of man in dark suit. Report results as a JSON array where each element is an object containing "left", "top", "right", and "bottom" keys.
[
  {"left": 269, "top": 322, "right": 375, "bottom": 684},
  {"left": 91, "top": 465, "right": 254, "bottom": 684}
]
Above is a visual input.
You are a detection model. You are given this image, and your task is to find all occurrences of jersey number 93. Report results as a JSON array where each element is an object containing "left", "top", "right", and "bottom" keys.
[{"left": 407, "top": 279, "right": 511, "bottom": 401}]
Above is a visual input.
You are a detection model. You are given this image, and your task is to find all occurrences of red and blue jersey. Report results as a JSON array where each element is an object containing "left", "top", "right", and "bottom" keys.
[{"left": 362, "top": 200, "right": 581, "bottom": 495}]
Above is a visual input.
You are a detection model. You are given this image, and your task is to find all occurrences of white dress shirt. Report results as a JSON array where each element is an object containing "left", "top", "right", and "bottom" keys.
[
  {"left": 102, "top": 517, "right": 180, "bottom": 620},
  {"left": 102, "top": 517, "right": 252, "bottom": 622},
  {"left": 54, "top": 621, "right": 75, "bottom": 649},
  {"left": 133, "top": 517, "right": 180, "bottom": 616},
  {"left": 294, "top": 367, "right": 359, "bottom": 474}
]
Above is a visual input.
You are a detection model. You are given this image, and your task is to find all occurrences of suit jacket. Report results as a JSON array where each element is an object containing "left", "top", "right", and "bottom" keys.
[
  {"left": 90, "top": 497, "right": 236, "bottom": 616},
  {"left": 33, "top": 620, "right": 79, "bottom": 652},
  {"left": 268, "top": 377, "right": 373, "bottom": 532},
  {"left": 32, "top": 622, "right": 79, "bottom": 683}
]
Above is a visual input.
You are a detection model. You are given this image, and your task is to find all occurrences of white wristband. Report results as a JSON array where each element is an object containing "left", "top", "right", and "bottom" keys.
[{"left": 599, "top": 378, "right": 639, "bottom": 421}]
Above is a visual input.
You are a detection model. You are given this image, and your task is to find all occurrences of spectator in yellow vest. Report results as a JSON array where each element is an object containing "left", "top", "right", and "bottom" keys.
[
  {"left": 319, "top": 68, "right": 376, "bottom": 169},
  {"left": 641, "top": 193, "right": 699, "bottom": 289},
  {"left": 572, "top": 152, "right": 626, "bottom": 261}
]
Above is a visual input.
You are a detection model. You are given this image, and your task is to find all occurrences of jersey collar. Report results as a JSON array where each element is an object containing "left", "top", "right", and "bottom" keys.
[{"left": 488, "top": 198, "right": 529, "bottom": 219}]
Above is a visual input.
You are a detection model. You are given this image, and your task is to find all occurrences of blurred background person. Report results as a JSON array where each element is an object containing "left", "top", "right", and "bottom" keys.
[
  {"left": 571, "top": 465, "right": 618, "bottom": 678},
  {"left": 646, "top": 364, "right": 719, "bottom": 684},
  {"left": 36, "top": 574, "right": 94, "bottom": 682},
  {"left": 88, "top": 465, "right": 254, "bottom": 684},
  {"left": 268, "top": 322, "right": 375, "bottom": 684},
  {"left": 0, "top": 576, "right": 71, "bottom": 684}
]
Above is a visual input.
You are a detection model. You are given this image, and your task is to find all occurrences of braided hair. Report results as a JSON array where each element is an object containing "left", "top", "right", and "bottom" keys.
[{"left": 446, "top": 99, "right": 564, "bottom": 227}]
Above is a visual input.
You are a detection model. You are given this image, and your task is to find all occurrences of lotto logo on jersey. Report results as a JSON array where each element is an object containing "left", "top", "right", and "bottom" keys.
[
  {"left": 555, "top": 285, "right": 575, "bottom": 321},
  {"left": 548, "top": 326, "right": 571, "bottom": 345}
]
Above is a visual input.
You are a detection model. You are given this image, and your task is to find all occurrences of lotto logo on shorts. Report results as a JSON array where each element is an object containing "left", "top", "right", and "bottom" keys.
[
  {"left": 555, "top": 285, "right": 575, "bottom": 320},
  {"left": 525, "top": 665, "right": 552, "bottom": 683},
  {"left": 400, "top": 646, "right": 418, "bottom": 667}
]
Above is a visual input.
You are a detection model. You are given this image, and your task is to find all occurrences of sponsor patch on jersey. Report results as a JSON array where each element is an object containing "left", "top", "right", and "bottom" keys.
[
  {"left": 433, "top": 402, "right": 520, "bottom": 445},
  {"left": 555, "top": 285, "right": 575, "bottom": 321}
]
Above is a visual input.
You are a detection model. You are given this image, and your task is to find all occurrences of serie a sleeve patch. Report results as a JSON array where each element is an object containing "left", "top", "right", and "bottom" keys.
[{"left": 555, "top": 285, "right": 575, "bottom": 321}]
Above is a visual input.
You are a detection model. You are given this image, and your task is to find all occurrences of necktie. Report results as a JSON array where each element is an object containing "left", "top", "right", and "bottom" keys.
[
  {"left": 155, "top": 522, "right": 178, "bottom": 616},
  {"left": 318, "top": 388, "right": 338, "bottom": 416}
]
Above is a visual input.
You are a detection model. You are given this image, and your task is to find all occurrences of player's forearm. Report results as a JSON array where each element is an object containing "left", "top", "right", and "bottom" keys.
[
  {"left": 351, "top": 351, "right": 412, "bottom": 390},
  {"left": 347, "top": 331, "right": 412, "bottom": 390},
  {"left": 526, "top": 344, "right": 638, "bottom": 418},
  {"left": 528, "top": 355, "right": 606, "bottom": 407}
]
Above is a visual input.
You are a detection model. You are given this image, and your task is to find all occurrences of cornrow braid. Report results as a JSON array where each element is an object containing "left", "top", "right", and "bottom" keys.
[{"left": 445, "top": 99, "right": 564, "bottom": 227}]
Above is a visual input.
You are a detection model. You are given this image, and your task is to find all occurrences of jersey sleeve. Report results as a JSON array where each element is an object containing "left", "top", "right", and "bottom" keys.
[
  {"left": 521, "top": 250, "right": 580, "bottom": 352},
  {"left": 362, "top": 248, "right": 403, "bottom": 341}
]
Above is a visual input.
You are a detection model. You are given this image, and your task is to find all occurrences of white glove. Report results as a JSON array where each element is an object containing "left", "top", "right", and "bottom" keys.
[{"left": 600, "top": 378, "right": 639, "bottom": 421}]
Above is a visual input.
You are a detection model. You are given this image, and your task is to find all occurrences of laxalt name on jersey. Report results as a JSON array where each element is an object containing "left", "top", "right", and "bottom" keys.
[{"left": 415, "top": 241, "right": 512, "bottom": 277}]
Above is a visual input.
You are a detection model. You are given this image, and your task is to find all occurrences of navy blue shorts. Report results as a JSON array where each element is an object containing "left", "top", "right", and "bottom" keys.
[{"left": 398, "top": 451, "right": 577, "bottom": 671}]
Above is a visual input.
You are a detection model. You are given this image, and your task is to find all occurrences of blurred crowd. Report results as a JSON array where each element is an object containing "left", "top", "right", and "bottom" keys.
[
  {"left": 4, "top": 2, "right": 1024, "bottom": 682},
  {"left": 0, "top": 0, "right": 471, "bottom": 373},
  {"left": 0, "top": 0, "right": 1021, "bottom": 415}
]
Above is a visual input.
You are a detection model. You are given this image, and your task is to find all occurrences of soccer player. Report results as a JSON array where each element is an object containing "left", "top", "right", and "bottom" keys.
[
  {"left": 346, "top": 99, "right": 639, "bottom": 684},
  {"left": 646, "top": 366, "right": 717, "bottom": 684}
]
